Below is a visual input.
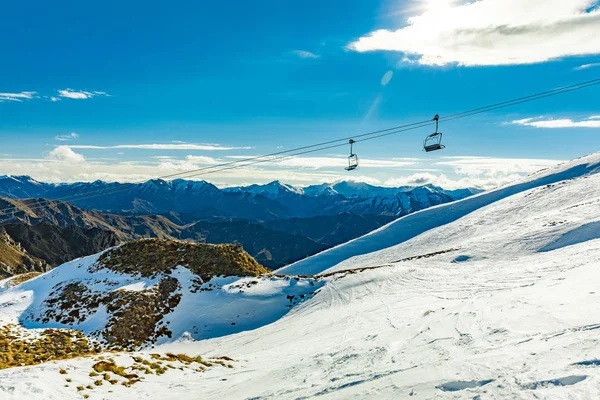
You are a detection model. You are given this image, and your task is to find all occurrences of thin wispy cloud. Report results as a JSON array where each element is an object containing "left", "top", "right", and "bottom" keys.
[
  {"left": 157, "top": 155, "right": 219, "bottom": 172},
  {"left": 347, "top": 0, "right": 600, "bottom": 66},
  {"left": 574, "top": 62, "right": 600, "bottom": 70},
  {"left": 58, "top": 89, "right": 110, "bottom": 100},
  {"left": 385, "top": 172, "right": 525, "bottom": 190},
  {"left": 512, "top": 116, "right": 600, "bottom": 128},
  {"left": 68, "top": 143, "right": 252, "bottom": 151},
  {"left": 1, "top": 90, "right": 109, "bottom": 102},
  {"left": 220, "top": 155, "right": 416, "bottom": 169},
  {"left": 0, "top": 152, "right": 566, "bottom": 190},
  {"left": 384, "top": 156, "right": 564, "bottom": 189},
  {"left": 436, "top": 156, "right": 562, "bottom": 176},
  {"left": 291, "top": 50, "right": 320, "bottom": 59},
  {"left": 0, "top": 91, "right": 37, "bottom": 102},
  {"left": 55, "top": 132, "right": 80, "bottom": 141}
]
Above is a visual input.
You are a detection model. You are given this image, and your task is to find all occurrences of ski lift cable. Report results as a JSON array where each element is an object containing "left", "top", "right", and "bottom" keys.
[
  {"left": 168, "top": 78, "right": 600, "bottom": 179},
  {"left": 356, "top": 80, "right": 600, "bottom": 144},
  {"left": 0, "top": 120, "right": 434, "bottom": 216},
  {"left": 0, "top": 141, "right": 346, "bottom": 221},
  {"left": 0, "top": 78, "right": 599, "bottom": 219},
  {"left": 440, "top": 77, "right": 600, "bottom": 121}
]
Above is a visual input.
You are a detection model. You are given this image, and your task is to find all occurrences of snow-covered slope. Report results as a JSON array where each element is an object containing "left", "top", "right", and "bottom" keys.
[
  {"left": 0, "top": 240, "right": 323, "bottom": 348},
  {"left": 278, "top": 153, "right": 600, "bottom": 275},
  {"left": 2, "top": 154, "right": 600, "bottom": 399}
]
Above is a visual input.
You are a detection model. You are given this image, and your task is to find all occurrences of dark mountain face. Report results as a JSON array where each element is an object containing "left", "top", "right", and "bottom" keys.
[
  {"left": 0, "top": 226, "right": 51, "bottom": 278},
  {"left": 0, "top": 196, "right": 327, "bottom": 272},
  {"left": 263, "top": 213, "right": 395, "bottom": 247},
  {"left": 179, "top": 220, "right": 327, "bottom": 269},
  {"left": 3, "top": 223, "right": 120, "bottom": 268}
]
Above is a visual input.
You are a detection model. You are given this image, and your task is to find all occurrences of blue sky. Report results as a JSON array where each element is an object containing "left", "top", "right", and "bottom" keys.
[{"left": 1, "top": 0, "right": 599, "bottom": 188}]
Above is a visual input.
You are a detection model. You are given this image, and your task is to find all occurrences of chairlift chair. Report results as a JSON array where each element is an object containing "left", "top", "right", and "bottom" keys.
[
  {"left": 345, "top": 139, "right": 359, "bottom": 171},
  {"left": 424, "top": 114, "right": 445, "bottom": 152}
]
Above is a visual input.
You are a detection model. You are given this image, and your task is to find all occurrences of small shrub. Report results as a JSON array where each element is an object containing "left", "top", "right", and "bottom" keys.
[
  {"left": 59, "top": 368, "right": 67, "bottom": 375},
  {"left": 92, "top": 361, "right": 127, "bottom": 377}
]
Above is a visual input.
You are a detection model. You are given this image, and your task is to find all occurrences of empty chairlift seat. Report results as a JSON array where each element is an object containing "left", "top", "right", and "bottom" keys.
[
  {"left": 345, "top": 139, "right": 359, "bottom": 171},
  {"left": 424, "top": 114, "right": 445, "bottom": 152}
]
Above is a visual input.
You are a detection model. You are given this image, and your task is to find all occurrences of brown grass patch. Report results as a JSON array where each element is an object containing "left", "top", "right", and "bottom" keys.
[
  {"left": 0, "top": 325, "right": 98, "bottom": 370},
  {"left": 94, "top": 239, "right": 268, "bottom": 281}
]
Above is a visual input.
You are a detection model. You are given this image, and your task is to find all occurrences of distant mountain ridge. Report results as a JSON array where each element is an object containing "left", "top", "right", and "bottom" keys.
[{"left": 0, "top": 176, "right": 482, "bottom": 219}]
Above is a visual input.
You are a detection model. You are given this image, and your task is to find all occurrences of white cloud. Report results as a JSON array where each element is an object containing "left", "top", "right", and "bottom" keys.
[
  {"left": 0, "top": 91, "right": 37, "bottom": 102},
  {"left": 222, "top": 155, "right": 417, "bottom": 169},
  {"left": 0, "top": 156, "right": 342, "bottom": 185},
  {"left": 185, "top": 155, "right": 218, "bottom": 164},
  {"left": 276, "top": 156, "right": 416, "bottom": 169},
  {"left": 384, "top": 172, "right": 525, "bottom": 190},
  {"left": 436, "top": 156, "right": 562, "bottom": 176},
  {"left": 58, "top": 89, "right": 110, "bottom": 99},
  {"left": 157, "top": 155, "right": 219, "bottom": 172},
  {"left": 50, "top": 97, "right": 61, "bottom": 102},
  {"left": 69, "top": 143, "right": 251, "bottom": 151},
  {"left": 575, "top": 62, "right": 600, "bottom": 70},
  {"left": 330, "top": 176, "right": 383, "bottom": 186},
  {"left": 292, "top": 50, "right": 320, "bottom": 59},
  {"left": 512, "top": 116, "right": 600, "bottom": 128},
  {"left": 55, "top": 132, "right": 80, "bottom": 141},
  {"left": 347, "top": 0, "right": 600, "bottom": 66},
  {"left": 380, "top": 156, "right": 564, "bottom": 190},
  {"left": 48, "top": 146, "right": 86, "bottom": 163}
]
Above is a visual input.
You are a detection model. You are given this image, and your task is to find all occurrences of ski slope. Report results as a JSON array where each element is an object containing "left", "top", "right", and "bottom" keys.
[
  {"left": 1, "top": 154, "right": 600, "bottom": 399},
  {"left": 277, "top": 153, "right": 600, "bottom": 276}
]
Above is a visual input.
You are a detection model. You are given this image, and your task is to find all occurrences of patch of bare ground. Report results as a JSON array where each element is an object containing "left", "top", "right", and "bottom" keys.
[
  {"left": 93, "top": 239, "right": 268, "bottom": 280},
  {"left": 0, "top": 324, "right": 100, "bottom": 370}
]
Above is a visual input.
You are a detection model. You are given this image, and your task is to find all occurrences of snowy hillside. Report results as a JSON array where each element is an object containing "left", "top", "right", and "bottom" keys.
[
  {"left": 1, "top": 154, "right": 600, "bottom": 399},
  {"left": 278, "top": 153, "right": 600, "bottom": 275},
  {"left": 0, "top": 240, "right": 325, "bottom": 347}
]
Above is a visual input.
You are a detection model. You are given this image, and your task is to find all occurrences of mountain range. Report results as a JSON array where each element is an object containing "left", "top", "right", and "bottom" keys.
[
  {"left": 0, "top": 175, "right": 481, "bottom": 218},
  {"left": 0, "top": 176, "right": 481, "bottom": 273}
]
